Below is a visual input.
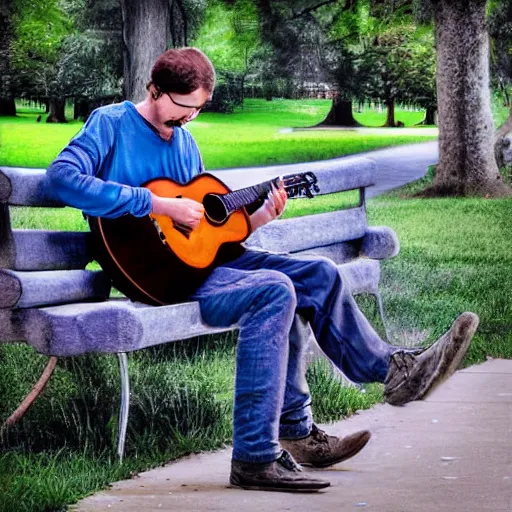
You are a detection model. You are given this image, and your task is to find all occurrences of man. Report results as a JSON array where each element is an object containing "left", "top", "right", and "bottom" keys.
[{"left": 46, "top": 47, "right": 479, "bottom": 492}]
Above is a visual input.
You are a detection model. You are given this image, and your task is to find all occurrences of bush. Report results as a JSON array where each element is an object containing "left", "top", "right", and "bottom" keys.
[{"left": 203, "top": 72, "right": 243, "bottom": 113}]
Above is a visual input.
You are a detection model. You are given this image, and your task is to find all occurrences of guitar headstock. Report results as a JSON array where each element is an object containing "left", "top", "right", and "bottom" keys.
[{"left": 281, "top": 172, "right": 320, "bottom": 199}]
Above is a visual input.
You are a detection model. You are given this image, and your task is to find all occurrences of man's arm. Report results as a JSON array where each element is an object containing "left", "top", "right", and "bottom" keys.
[{"left": 46, "top": 110, "right": 152, "bottom": 219}]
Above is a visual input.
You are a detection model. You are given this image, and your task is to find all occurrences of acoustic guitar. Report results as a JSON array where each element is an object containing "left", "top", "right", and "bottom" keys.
[{"left": 89, "top": 172, "right": 319, "bottom": 305}]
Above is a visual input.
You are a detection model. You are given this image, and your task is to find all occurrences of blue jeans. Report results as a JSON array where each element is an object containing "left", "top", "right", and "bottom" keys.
[{"left": 190, "top": 249, "right": 394, "bottom": 464}]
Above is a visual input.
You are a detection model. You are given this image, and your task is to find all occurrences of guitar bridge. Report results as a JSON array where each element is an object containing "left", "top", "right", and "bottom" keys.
[{"left": 151, "top": 218, "right": 169, "bottom": 245}]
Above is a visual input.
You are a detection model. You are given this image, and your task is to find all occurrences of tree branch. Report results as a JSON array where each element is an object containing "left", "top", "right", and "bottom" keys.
[{"left": 1, "top": 356, "right": 58, "bottom": 432}]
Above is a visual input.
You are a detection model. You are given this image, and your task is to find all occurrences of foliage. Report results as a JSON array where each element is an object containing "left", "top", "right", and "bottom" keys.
[
  {"left": 355, "top": 23, "right": 436, "bottom": 108},
  {"left": 192, "top": 0, "right": 260, "bottom": 109},
  {"left": 10, "top": 0, "right": 73, "bottom": 98},
  {"left": 488, "top": 0, "right": 512, "bottom": 107},
  {"left": 56, "top": 0, "right": 123, "bottom": 101},
  {"left": 194, "top": 0, "right": 259, "bottom": 75}
]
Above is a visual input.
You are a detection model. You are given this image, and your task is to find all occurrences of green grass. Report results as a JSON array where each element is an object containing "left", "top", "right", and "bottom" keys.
[
  {"left": 0, "top": 99, "right": 436, "bottom": 169},
  {"left": 353, "top": 108, "right": 426, "bottom": 127}
]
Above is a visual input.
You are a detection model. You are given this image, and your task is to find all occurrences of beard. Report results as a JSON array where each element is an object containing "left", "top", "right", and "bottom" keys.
[{"left": 164, "top": 118, "right": 187, "bottom": 127}]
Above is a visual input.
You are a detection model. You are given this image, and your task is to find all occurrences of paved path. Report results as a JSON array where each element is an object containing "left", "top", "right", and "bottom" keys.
[
  {"left": 358, "top": 140, "right": 438, "bottom": 197},
  {"left": 212, "top": 140, "right": 439, "bottom": 198},
  {"left": 74, "top": 359, "right": 512, "bottom": 512}
]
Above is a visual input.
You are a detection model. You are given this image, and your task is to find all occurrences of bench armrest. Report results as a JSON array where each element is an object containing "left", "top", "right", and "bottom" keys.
[{"left": 360, "top": 226, "right": 400, "bottom": 260}]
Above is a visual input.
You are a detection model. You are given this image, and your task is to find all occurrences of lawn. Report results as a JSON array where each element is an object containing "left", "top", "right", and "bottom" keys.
[
  {"left": 1, "top": 99, "right": 511, "bottom": 512},
  {"left": 0, "top": 99, "right": 435, "bottom": 169}
]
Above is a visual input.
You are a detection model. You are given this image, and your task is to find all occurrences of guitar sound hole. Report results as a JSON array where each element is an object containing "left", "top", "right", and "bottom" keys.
[{"left": 203, "top": 194, "right": 228, "bottom": 224}]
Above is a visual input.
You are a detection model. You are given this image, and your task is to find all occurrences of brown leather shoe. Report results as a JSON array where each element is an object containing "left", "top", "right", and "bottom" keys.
[
  {"left": 384, "top": 312, "right": 479, "bottom": 406},
  {"left": 280, "top": 425, "right": 371, "bottom": 468},
  {"left": 230, "top": 450, "right": 330, "bottom": 492}
]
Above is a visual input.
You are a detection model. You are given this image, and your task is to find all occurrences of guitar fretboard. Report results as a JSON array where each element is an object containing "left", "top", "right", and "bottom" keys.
[{"left": 222, "top": 180, "right": 278, "bottom": 214}]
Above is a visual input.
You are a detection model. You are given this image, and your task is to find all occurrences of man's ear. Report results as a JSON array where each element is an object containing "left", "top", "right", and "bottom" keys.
[{"left": 150, "top": 85, "right": 162, "bottom": 101}]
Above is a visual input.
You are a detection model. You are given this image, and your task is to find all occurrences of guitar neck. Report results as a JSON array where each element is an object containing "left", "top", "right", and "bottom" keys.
[{"left": 222, "top": 177, "right": 290, "bottom": 215}]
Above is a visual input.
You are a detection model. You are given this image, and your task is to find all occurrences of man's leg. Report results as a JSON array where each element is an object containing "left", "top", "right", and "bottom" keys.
[
  {"left": 190, "top": 266, "right": 329, "bottom": 491},
  {"left": 278, "top": 314, "right": 372, "bottom": 468},
  {"left": 226, "top": 250, "right": 479, "bottom": 405},
  {"left": 226, "top": 250, "right": 393, "bottom": 383},
  {"left": 224, "top": 251, "right": 378, "bottom": 468}
]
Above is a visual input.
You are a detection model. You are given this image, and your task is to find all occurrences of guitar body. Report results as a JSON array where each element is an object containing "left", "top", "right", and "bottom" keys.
[{"left": 89, "top": 173, "right": 250, "bottom": 306}]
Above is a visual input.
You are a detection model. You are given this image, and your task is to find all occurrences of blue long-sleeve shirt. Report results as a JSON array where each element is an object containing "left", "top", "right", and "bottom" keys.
[{"left": 46, "top": 101, "right": 204, "bottom": 218}]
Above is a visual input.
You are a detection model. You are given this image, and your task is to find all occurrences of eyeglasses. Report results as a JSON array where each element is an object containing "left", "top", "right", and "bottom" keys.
[{"left": 166, "top": 92, "right": 208, "bottom": 112}]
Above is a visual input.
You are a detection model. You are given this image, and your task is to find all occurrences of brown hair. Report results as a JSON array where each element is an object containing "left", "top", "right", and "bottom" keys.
[{"left": 149, "top": 48, "right": 215, "bottom": 95}]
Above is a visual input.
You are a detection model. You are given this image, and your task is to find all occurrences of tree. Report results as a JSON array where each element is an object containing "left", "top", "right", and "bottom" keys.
[
  {"left": 430, "top": 0, "right": 510, "bottom": 196},
  {"left": 10, "top": 0, "right": 73, "bottom": 122},
  {"left": 0, "top": 0, "right": 18, "bottom": 116},
  {"left": 120, "top": 0, "right": 206, "bottom": 102},
  {"left": 58, "top": 0, "right": 124, "bottom": 120},
  {"left": 320, "top": 1, "right": 373, "bottom": 126},
  {"left": 356, "top": 23, "right": 436, "bottom": 126},
  {"left": 120, "top": 0, "right": 172, "bottom": 102}
]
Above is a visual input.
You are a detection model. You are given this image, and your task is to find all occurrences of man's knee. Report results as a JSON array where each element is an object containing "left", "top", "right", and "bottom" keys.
[
  {"left": 310, "top": 258, "right": 342, "bottom": 289},
  {"left": 253, "top": 270, "right": 297, "bottom": 309}
]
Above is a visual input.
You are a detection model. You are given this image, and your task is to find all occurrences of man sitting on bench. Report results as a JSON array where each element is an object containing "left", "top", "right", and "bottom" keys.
[{"left": 46, "top": 47, "right": 479, "bottom": 493}]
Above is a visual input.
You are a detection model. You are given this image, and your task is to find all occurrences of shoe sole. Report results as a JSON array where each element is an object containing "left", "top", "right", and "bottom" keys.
[
  {"left": 384, "top": 313, "right": 479, "bottom": 406},
  {"left": 416, "top": 312, "right": 479, "bottom": 401},
  {"left": 230, "top": 482, "right": 330, "bottom": 492},
  {"left": 298, "top": 431, "right": 372, "bottom": 468}
]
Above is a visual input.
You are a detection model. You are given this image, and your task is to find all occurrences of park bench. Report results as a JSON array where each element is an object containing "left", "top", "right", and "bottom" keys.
[{"left": 0, "top": 156, "right": 399, "bottom": 460}]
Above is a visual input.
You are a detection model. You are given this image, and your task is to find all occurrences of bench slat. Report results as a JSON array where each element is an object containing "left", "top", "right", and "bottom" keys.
[
  {"left": 0, "top": 167, "right": 62, "bottom": 207},
  {"left": 0, "top": 269, "right": 111, "bottom": 309},
  {"left": 21, "top": 300, "right": 231, "bottom": 356},
  {"left": 211, "top": 156, "right": 376, "bottom": 195},
  {"left": 361, "top": 226, "right": 400, "bottom": 260},
  {"left": 246, "top": 206, "right": 367, "bottom": 253},
  {"left": 0, "top": 230, "right": 93, "bottom": 270},
  {"left": 0, "top": 309, "right": 25, "bottom": 342}
]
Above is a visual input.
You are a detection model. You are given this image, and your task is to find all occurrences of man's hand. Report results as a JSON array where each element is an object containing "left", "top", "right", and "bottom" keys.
[
  {"left": 249, "top": 181, "right": 288, "bottom": 232},
  {"left": 151, "top": 193, "right": 204, "bottom": 230}
]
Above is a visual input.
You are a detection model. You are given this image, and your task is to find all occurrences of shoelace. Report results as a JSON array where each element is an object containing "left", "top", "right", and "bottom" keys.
[
  {"left": 277, "top": 450, "right": 303, "bottom": 472},
  {"left": 309, "top": 425, "right": 329, "bottom": 445},
  {"left": 389, "top": 351, "right": 417, "bottom": 381}
]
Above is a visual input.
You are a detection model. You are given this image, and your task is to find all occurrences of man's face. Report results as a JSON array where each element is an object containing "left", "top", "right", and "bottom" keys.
[{"left": 156, "top": 88, "right": 210, "bottom": 127}]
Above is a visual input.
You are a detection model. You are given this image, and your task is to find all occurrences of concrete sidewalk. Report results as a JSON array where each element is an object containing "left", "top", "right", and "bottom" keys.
[{"left": 74, "top": 358, "right": 512, "bottom": 512}]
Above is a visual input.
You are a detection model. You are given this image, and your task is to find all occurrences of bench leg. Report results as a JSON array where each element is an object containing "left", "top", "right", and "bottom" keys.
[{"left": 117, "top": 352, "right": 130, "bottom": 463}]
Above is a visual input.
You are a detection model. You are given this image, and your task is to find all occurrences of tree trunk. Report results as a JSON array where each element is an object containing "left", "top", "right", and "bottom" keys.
[
  {"left": 420, "top": 105, "right": 437, "bottom": 125},
  {"left": 120, "top": 0, "right": 171, "bottom": 103},
  {"left": 0, "top": 98, "right": 16, "bottom": 116},
  {"left": 384, "top": 99, "right": 395, "bottom": 127},
  {"left": 318, "top": 97, "right": 360, "bottom": 127},
  {"left": 46, "top": 98, "right": 67, "bottom": 123},
  {"left": 431, "top": 0, "right": 510, "bottom": 196}
]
